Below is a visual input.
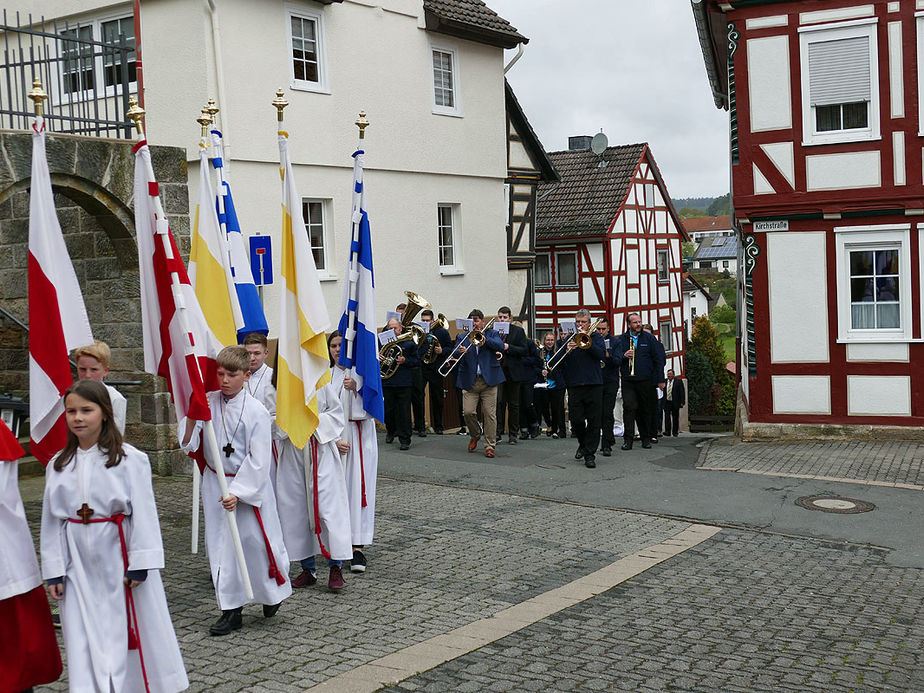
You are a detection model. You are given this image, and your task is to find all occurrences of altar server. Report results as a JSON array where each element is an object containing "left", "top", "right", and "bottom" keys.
[{"left": 73, "top": 341, "right": 126, "bottom": 434}]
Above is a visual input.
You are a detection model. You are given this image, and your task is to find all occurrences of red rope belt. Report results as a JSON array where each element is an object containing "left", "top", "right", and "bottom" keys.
[
  {"left": 350, "top": 419, "right": 367, "bottom": 508},
  {"left": 204, "top": 463, "right": 286, "bottom": 585},
  {"left": 310, "top": 438, "right": 331, "bottom": 559},
  {"left": 67, "top": 513, "right": 150, "bottom": 693}
]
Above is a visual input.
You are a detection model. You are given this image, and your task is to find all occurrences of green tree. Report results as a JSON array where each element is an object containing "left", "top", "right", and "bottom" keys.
[
  {"left": 682, "top": 241, "right": 696, "bottom": 259},
  {"left": 678, "top": 207, "right": 707, "bottom": 219},
  {"left": 685, "top": 351, "right": 714, "bottom": 415},
  {"left": 707, "top": 193, "right": 730, "bottom": 216},
  {"left": 709, "top": 304, "right": 735, "bottom": 325},
  {"left": 689, "top": 315, "right": 736, "bottom": 416}
]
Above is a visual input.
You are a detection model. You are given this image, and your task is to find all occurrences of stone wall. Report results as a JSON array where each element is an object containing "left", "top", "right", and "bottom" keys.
[{"left": 0, "top": 130, "right": 190, "bottom": 474}]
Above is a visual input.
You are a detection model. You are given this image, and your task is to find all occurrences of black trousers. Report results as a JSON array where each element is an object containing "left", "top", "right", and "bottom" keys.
[
  {"left": 663, "top": 402, "right": 681, "bottom": 436},
  {"left": 567, "top": 384, "right": 603, "bottom": 455},
  {"left": 519, "top": 382, "right": 538, "bottom": 432},
  {"left": 600, "top": 380, "right": 619, "bottom": 450},
  {"left": 497, "top": 379, "right": 521, "bottom": 435},
  {"left": 410, "top": 367, "right": 425, "bottom": 432},
  {"left": 423, "top": 368, "right": 446, "bottom": 431},
  {"left": 622, "top": 379, "right": 655, "bottom": 441},
  {"left": 384, "top": 386, "right": 412, "bottom": 444}
]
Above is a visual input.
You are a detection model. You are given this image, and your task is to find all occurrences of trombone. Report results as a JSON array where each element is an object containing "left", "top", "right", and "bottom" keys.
[
  {"left": 437, "top": 317, "right": 496, "bottom": 377},
  {"left": 547, "top": 318, "right": 603, "bottom": 372}
]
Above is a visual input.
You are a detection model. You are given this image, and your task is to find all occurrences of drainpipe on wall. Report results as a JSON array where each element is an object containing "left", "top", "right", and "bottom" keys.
[{"left": 207, "top": 0, "right": 231, "bottom": 163}]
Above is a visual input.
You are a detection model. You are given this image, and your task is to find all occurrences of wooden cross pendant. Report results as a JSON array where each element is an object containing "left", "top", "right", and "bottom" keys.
[
  {"left": 223, "top": 442, "right": 235, "bottom": 458},
  {"left": 77, "top": 503, "right": 94, "bottom": 524}
]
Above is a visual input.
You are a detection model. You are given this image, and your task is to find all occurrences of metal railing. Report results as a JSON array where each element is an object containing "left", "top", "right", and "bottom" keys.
[{"left": 1, "top": 9, "right": 135, "bottom": 137}]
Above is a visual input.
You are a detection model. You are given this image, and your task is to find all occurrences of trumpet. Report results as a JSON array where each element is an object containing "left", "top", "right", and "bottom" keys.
[
  {"left": 629, "top": 336, "right": 636, "bottom": 377},
  {"left": 437, "top": 317, "right": 497, "bottom": 377},
  {"left": 421, "top": 313, "right": 449, "bottom": 365},
  {"left": 547, "top": 318, "right": 603, "bottom": 372}
]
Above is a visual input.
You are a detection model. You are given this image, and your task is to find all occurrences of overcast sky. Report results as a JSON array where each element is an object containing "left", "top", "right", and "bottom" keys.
[{"left": 488, "top": 0, "right": 730, "bottom": 200}]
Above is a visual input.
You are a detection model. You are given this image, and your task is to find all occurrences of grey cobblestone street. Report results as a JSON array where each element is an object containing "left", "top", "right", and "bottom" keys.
[{"left": 20, "top": 432, "right": 924, "bottom": 691}]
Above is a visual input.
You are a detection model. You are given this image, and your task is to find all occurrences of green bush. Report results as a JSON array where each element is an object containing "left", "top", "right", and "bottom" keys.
[
  {"left": 709, "top": 305, "right": 736, "bottom": 324},
  {"left": 686, "top": 350, "right": 714, "bottom": 415}
]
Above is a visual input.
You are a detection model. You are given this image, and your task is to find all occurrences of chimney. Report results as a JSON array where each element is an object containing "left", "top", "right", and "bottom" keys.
[{"left": 568, "top": 135, "right": 593, "bottom": 151}]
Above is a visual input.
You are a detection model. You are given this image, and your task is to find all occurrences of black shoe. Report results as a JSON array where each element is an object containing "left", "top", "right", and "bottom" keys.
[
  {"left": 574, "top": 447, "right": 585, "bottom": 460},
  {"left": 209, "top": 608, "right": 243, "bottom": 636},
  {"left": 519, "top": 430, "right": 529, "bottom": 440},
  {"left": 509, "top": 435, "right": 518, "bottom": 445},
  {"left": 650, "top": 437, "right": 658, "bottom": 444},
  {"left": 601, "top": 448, "right": 612, "bottom": 457},
  {"left": 457, "top": 428, "right": 467, "bottom": 436},
  {"left": 399, "top": 443, "right": 410, "bottom": 451},
  {"left": 434, "top": 429, "right": 444, "bottom": 435},
  {"left": 385, "top": 434, "right": 394, "bottom": 444},
  {"left": 642, "top": 440, "right": 652, "bottom": 449},
  {"left": 621, "top": 440, "right": 633, "bottom": 451},
  {"left": 417, "top": 430, "right": 427, "bottom": 438},
  {"left": 584, "top": 455, "right": 596, "bottom": 468},
  {"left": 263, "top": 602, "right": 281, "bottom": 618},
  {"left": 529, "top": 424, "right": 540, "bottom": 438},
  {"left": 351, "top": 549, "right": 367, "bottom": 573}
]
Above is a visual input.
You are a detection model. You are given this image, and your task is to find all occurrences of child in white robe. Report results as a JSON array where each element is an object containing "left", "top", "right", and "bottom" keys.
[
  {"left": 41, "top": 379, "right": 188, "bottom": 693},
  {"left": 328, "top": 332, "right": 379, "bottom": 573},
  {"left": 73, "top": 341, "right": 127, "bottom": 434},
  {"left": 180, "top": 346, "right": 291, "bottom": 635}
]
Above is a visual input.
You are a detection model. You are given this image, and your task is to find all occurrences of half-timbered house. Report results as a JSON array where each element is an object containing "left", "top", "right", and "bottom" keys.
[
  {"left": 693, "top": 0, "right": 924, "bottom": 434},
  {"left": 535, "top": 141, "right": 689, "bottom": 376}
]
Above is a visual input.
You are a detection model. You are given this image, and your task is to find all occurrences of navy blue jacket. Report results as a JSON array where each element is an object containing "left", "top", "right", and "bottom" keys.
[
  {"left": 518, "top": 338, "right": 543, "bottom": 386},
  {"left": 454, "top": 329, "right": 506, "bottom": 390},
  {"left": 498, "top": 323, "right": 530, "bottom": 382},
  {"left": 422, "top": 326, "right": 453, "bottom": 372},
  {"left": 614, "top": 330, "right": 665, "bottom": 384},
  {"left": 382, "top": 338, "right": 419, "bottom": 388},
  {"left": 600, "top": 334, "right": 622, "bottom": 385},
  {"left": 556, "top": 332, "right": 606, "bottom": 387}
]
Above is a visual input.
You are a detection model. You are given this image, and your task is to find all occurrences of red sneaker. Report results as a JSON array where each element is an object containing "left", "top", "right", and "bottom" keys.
[
  {"left": 328, "top": 565, "right": 345, "bottom": 592},
  {"left": 291, "top": 569, "right": 317, "bottom": 588}
]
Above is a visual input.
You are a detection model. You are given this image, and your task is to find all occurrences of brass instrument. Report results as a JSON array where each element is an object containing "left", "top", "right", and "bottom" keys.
[
  {"left": 629, "top": 334, "right": 636, "bottom": 377},
  {"left": 380, "top": 291, "right": 430, "bottom": 380},
  {"left": 421, "top": 313, "right": 449, "bottom": 365},
  {"left": 438, "top": 317, "right": 497, "bottom": 377},
  {"left": 547, "top": 318, "right": 603, "bottom": 372}
]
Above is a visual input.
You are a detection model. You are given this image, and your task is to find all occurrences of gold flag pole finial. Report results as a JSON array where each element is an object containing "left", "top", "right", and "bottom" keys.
[
  {"left": 127, "top": 96, "right": 146, "bottom": 136},
  {"left": 28, "top": 78, "right": 47, "bottom": 117},
  {"left": 206, "top": 98, "right": 219, "bottom": 118},
  {"left": 197, "top": 107, "right": 212, "bottom": 138},
  {"left": 355, "top": 111, "right": 369, "bottom": 140},
  {"left": 272, "top": 88, "right": 288, "bottom": 124}
]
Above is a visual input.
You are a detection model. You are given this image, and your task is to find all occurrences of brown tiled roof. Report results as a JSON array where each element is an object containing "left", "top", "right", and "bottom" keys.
[
  {"left": 424, "top": 0, "right": 527, "bottom": 48},
  {"left": 536, "top": 144, "right": 646, "bottom": 240},
  {"left": 682, "top": 215, "right": 732, "bottom": 233}
]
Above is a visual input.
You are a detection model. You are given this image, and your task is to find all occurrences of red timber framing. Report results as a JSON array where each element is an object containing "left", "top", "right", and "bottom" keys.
[
  {"left": 694, "top": 0, "right": 924, "bottom": 426},
  {"left": 535, "top": 145, "right": 689, "bottom": 376}
]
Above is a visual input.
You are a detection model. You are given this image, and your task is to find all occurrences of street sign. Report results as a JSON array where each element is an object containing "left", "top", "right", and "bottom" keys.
[
  {"left": 753, "top": 220, "right": 789, "bottom": 232},
  {"left": 249, "top": 235, "right": 273, "bottom": 286}
]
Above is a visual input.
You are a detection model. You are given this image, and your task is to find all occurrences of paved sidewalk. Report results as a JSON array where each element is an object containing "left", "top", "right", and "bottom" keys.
[{"left": 698, "top": 439, "right": 924, "bottom": 489}]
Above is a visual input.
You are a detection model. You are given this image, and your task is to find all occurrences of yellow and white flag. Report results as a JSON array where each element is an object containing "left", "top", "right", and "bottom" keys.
[
  {"left": 276, "top": 132, "right": 331, "bottom": 448},
  {"left": 188, "top": 138, "right": 242, "bottom": 346}
]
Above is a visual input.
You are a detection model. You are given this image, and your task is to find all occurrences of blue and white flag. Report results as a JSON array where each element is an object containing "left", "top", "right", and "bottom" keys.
[
  {"left": 338, "top": 149, "right": 384, "bottom": 423},
  {"left": 211, "top": 129, "right": 269, "bottom": 341}
]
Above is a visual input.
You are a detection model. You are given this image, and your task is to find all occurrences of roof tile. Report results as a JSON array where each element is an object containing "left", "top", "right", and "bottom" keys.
[{"left": 423, "top": 0, "right": 527, "bottom": 44}]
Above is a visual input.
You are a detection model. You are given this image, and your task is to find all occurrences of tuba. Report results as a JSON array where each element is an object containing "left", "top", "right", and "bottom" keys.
[
  {"left": 380, "top": 291, "right": 430, "bottom": 380},
  {"left": 421, "top": 313, "right": 449, "bottom": 365}
]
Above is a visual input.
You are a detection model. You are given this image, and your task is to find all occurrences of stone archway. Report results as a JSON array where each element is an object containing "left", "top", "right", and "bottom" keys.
[{"left": 0, "top": 131, "right": 190, "bottom": 473}]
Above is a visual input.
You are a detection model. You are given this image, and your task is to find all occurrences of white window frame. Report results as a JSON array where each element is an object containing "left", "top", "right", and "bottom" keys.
[
  {"left": 835, "top": 224, "right": 911, "bottom": 342},
  {"left": 659, "top": 319, "right": 673, "bottom": 353},
  {"left": 438, "top": 203, "right": 463, "bottom": 275},
  {"left": 656, "top": 248, "right": 670, "bottom": 283},
  {"left": 916, "top": 13, "right": 924, "bottom": 135},
  {"left": 288, "top": 7, "right": 330, "bottom": 94},
  {"left": 302, "top": 198, "right": 335, "bottom": 280},
  {"left": 430, "top": 43, "right": 462, "bottom": 117},
  {"left": 534, "top": 253, "right": 551, "bottom": 288},
  {"left": 57, "top": 12, "right": 137, "bottom": 102},
  {"left": 555, "top": 251, "right": 579, "bottom": 288},
  {"left": 799, "top": 18, "right": 880, "bottom": 147}
]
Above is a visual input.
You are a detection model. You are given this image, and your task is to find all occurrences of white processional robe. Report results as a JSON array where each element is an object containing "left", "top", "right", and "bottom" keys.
[
  {"left": 40, "top": 444, "right": 188, "bottom": 693},
  {"left": 273, "top": 383, "right": 352, "bottom": 562},
  {"left": 182, "top": 391, "right": 292, "bottom": 611},
  {"left": 331, "top": 367, "right": 378, "bottom": 546},
  {"left": 105, "top": 384, "right": 127, "bottom": 435},
  {"left": 0, "top": 459, "right": 41, "bottom": 601}
]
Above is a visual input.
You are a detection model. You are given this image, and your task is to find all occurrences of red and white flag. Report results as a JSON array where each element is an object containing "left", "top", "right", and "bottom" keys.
[
  {"left": 28, "top": 121, "right": 93, "bottom": 464},
  {"left": 133, "top": 137, "right": 221, "bottom": 437}
]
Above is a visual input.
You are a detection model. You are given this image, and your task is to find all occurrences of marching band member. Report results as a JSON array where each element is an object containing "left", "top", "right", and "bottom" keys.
[
  {"left": 614, "top": 313, "right": 666, "bottom": 450},
  {"left": 381, "top": 318, "right": 419, "bottom": 451},
  {"left": 535, "top": 332, "right": 566, "bottom": 438},
  {"left": 451, "top": 309, "right": 506, "bottom": 458},
  {"left": 642, "top": 324, "right": 667, "bottom": 444},
  {"left": 420, "top": 309, "right": 452, "bottom": 435},
  {"left": 494, "top": 306, "right": 528, "bottom": 445},
  {"left": 396, "top": 302, "right": 427, "bottom": 438},
  {"left": 595, "top": 318, "right": 622, "bottom": 456},
  {"left": 555, "top": 309, "right": 606, "bottom": 468},
  {"left": 516, "top": 330, "right": 543, "bottom": 439}
]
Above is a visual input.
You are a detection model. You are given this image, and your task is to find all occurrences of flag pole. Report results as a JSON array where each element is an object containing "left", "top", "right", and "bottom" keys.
[
  {"left": 128, "top": 99, "right": 253, "bottom": 599},
  {"left": 341, "top": 111, "right": 369, "bottom": 421}
]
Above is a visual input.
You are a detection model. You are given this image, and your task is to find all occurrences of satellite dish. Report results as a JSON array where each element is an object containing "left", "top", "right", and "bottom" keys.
[{"left": 590, "top": 132, "right": 608, "bottom": 155}]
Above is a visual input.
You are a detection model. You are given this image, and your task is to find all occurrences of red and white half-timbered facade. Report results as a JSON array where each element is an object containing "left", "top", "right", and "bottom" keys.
[
  {"left": 535, "top": 142, "right": 689, "bottom": 377},
  {"left": 694, "top": 0, "right": 924, "bottom": 431}
]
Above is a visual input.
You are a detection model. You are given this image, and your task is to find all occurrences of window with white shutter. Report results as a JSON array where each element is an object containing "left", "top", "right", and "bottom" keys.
[{"left": 799, "top": 20, "right": 879, "bottom": 146}]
